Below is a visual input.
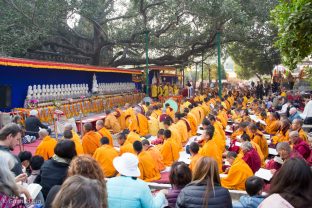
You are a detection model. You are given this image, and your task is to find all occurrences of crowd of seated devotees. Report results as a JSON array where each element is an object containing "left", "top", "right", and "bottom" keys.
[{"left": 1, "top": 85, "right": 312, "bottom": 207}]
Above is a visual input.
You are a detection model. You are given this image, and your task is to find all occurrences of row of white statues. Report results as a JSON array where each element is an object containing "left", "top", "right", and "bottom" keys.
[
  {"left": 26, "top": 84, "right": 89, "bottom": 101},
  {"left": 97, "top": 82, "right": 136, "bottom": 94}
]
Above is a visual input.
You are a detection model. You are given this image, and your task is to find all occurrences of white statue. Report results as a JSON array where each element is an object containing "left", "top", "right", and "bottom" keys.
[
  {"left": 27, "top": 86, "right": 33, "bottom": 100},
  {"left": 92, "top": 74, "right": 99, "bottom": 93}
]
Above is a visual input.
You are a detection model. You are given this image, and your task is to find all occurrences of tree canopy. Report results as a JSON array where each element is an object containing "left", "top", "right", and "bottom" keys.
[
  {"left": 271, "top": 0, "right": 312, "bottom": 70},
  {"left": 0, "top": 0, "right": 282, "bottom": 68}
]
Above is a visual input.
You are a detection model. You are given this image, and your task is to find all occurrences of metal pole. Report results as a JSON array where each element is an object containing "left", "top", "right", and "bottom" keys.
[
  {"left": 217, "top": 31, "right": 222, "bottom": 98},
  {"left": 201, "top": 51, "right": 204, "bottom": 94},
  {"left": 145, "top": 31, "right": 149, "bottom": 95},
  {"left": 194, "top": 63, "right": 198, "bottom": 93}
]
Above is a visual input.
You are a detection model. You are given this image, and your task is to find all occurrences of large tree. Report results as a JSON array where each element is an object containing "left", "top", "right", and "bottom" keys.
[
  {"left": 0, "top": 0, "right": 280, "bottom": 67},
  {"left": 271, "top": 0, "right": 312, "bottom": 69}
]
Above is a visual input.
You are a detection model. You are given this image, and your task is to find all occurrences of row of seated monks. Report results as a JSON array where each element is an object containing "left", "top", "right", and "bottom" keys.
[{"left": 34, "top": 87, "right": 312, "bottom": 190}]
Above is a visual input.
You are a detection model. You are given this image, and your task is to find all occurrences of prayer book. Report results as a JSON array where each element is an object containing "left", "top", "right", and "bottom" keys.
[{"left": 255, "top": 168, "right": 273, "bottom": 181}]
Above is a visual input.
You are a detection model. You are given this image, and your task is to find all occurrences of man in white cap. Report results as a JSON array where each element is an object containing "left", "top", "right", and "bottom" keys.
[
  {"left": 25, "top": 109, "right": 48, "bottom": 138},
  {"left": 107, "top": 153, "right": 166, "bottom": 208}
]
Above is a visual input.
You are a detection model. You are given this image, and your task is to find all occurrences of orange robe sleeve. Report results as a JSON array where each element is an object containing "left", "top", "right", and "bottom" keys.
[
  {"left": 35, "top": 136, "right": 57, "bottom": 160},
  {"left": 98, "top": 127, "right": 114, "bottom": 146},
  {"left": 252, "top": 131, "right": 268, "bottom": 159},
  {"left": 189, "top": 154, "right": 203, "bottom": 172},
  {"left": 93, "top": 145, "right": 118, "bottom": 177},
  {"left": 265, "top": 120, "right": 281, "bottom": 135},
  {"left": 221, "top": 158, "right": 253, "bottom": 190},
  {"left": 119, "top": 141, "right": 135, "bottom": 155},
  {"left": 169, "top": 125, "right": 183, "bottom": 151},
  {"left": 147, "top": 147, "right": 165, "bottom": 171},
  {"left": 116, "top": 109, "right": 127, "bottom": 130},
  {"left": 105, "top": 115, "right": 121, "bottom": 134},
  {"left": 160, "top": 138, "right": 179, "bottom": 166},
  {"left": 272, "top": 130, "right": 289, "bottom": 145},
  {"left": 126, "top": 131, "right": 141, "bottom": 144},
  {"left": 82, "top": 131, "right": 101, "bottom": 155},
  {"left": 199, "top": 140, "right": 223, "bottom": 173},
  {"left": 176, "top": 120, "right": 189, "bottom": 144},
  {"left": 148, "top": 116, "right": 160, "bottom": 136},
  {"left": 71, "top": 132, "right": 84, "bottom": 155},
  {"left": 187, "top": 114, "right": 197, "bottom": 136},
  {"left": 299, "top": 129, "right": 308, "bottom": 141},
  {"left": 138, "top": 151, "right": 161, "bottom": 182}
]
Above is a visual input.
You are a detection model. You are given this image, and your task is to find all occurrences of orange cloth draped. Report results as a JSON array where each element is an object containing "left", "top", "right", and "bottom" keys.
[
  {"left": 93, "top": 144, "right": 119, "bottom": 177},
  {"left": 97, "top": 127, "right": 114, "bottom": 146},
  {"left": 119, "top": 141, "right": 135, "bottom": 155},
  {"left": 201, "top": 103, "right": 210, "bottom": 116},
  {"left": 35, "top": 136, "right": 57, "bottom": 160},
  {"left": 190, "top": 108, "right": 200, "bottom": 125},
  {"left": 71, "top": 131, "right": 84, "bottom": 155},
  {"left": 176, "top": 120, "right": 189, "bottom": 143},
  {"left": 187, "top": 113, "right": 198, "bottom": 136},
  {"left": 146, "top": 146, "right": 165, "bottom": 171},
  {"left": 271, "top": 130, "right": 289, "bottom": 145},
  {"left": 116, "top": 108, "right": 126, "bottom": 130},
  {"left": 105, "top": 114, "right": 121, "bottom": 134},
  {"left": 221, "top": 158, "right": 253, "bottom": 190},
  {"left": 299, "top": 128, "right": 308, "bottom": 141},
  {"left": 251, "top": 141, "right": 265, "bottom": 165},
  {"left": 265, "top": 120, "right": 281, "bottom": 135},
  {"left": 160, "top": 138, "right": 180, "bottom": 166},
  {"left": 126, "top": 131, "right": 141, "bottom": 144},
  {"left": 199, "top": 140, "right": 223, "bottom": 172},
  {"left": 169, "top": 125, "right": 183, "bottom": 150},
  {"left": 129, "top": 113, "right": 149, "bottom": 136},
  {"left": 189, "top": 154, "right": 203, "bottom": 172},
  {"left": 82, "top": 131, "right": 102, "bottom": 155},
  {"left": 212, "top": 128, "right": 226, "bottom": 153},
  {"left": 217, "top": 111, "right": 228, "bottom": 128},
  {"left": 251, "top": 130, "right": 268, "bottom": 159},
  {"left": 124, "top": 107, "right": 135, "bottom": 127},
  {"left": 138, "top": 151, "right": 161, "bottom": 182},
  {"left": 148, "top": 116, "right": 160, "bottom": 136},
  {"left": 166, "top": 107, "right": 175, "bottom": 121},
  {"left": 151, "top": 110, "right": 161, "bottom": 119}
]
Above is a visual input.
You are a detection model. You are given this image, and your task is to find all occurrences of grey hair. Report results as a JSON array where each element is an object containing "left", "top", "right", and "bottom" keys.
[
  {"left": 0, "top": 151, "right": 20, "bottom": 196},
  {"left": 289, "top": 131, "right": 299, "bottom": 139},
  {"left": 276, "top": 142, "right": 291, "bottom": 153},
  {"left": 64, "top": 123, "right": 73, "bottom": 131},
  {"left": 39, "top": 129, "right": 49, "bottom": 137},
  {"left": 241, "top": 141, "right": 253, "bottom": 151}
]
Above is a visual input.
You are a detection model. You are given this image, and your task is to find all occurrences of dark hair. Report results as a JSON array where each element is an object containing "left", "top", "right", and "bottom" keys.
[
  {"left": 207, "top": 114, "right": 216, "bottom": 122},
  {"left": 249, "top": 123, "right": 258, "bottom": 131},
  {"left": 245, "top": 176, "right": 264, "bottom": 196},
  {"left": 189, "top": 142, "right": 199, "bottom": 154},
  {"left": 202, "top": 118, "right": 211, "bottom": 126},
  {"left": 0, "top": 123, "right": 22, "bottom": 141},
  {"left": 183, "top": 108, "right": 190, "bottom": 113},
  {"left": 30, "top": 155, "right": 44, "bottom": 170},
  {"left": 204, "top": 125, "right": 214, "bottom": 139},
  {"left": 63, "top": 130, "right": 73, "bottom": 139},
  {"left": 18, "top": 151, "right": 32, "bottom": 162},
  {"left": 175, "top": 113, "right": 183, "bottom": 120},
  {"left": 163, "top": 118, "right": 172, "bottom": 126},
  {"left": 157, "top": 129, "right": 165, "bottom": 135},
  {"left": 133, "top": 141, "right": 143, "bottom": 152},
  {"left": 141, "top": 139, "right": 150, "bottom": 146},
  {"left": 241, "top": 133, "right": 251, "bottom": 142},
  {"left": 239, "top": 122, "right": 250, "bottom": 129},
  {"left": 83, "top": 123, "right": 93, "bottom": 132},
  {"left": 226, "top": 151, "right": 237, "bottom": 158},
  {"left": 164, "top": 130, "right": 171, "bottom": 139},
  {"left": 54, "top": 140, "right": 77, "bottom": 160},
  {"left": 272, "top": 112, "right": 280, "bottom": 120},
  {"left": 269, "top": 158, "right": 312, "bottom": 207},
  {"left": 165, "top": 103, "right": 170, "bottom": 107},
  {"left": 100, "top": 137, "right": 109, "bottom": 145},
  {"left": 105, "top": 110, "right": 111, "bottom": 115},
  {"left": 169, "top": 162, "right": 192, "bottom": 188}
]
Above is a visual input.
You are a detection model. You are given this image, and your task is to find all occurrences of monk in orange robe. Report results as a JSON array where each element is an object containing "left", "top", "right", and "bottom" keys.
[
  {"left": 124, "top": 103, "right": 135, "bottom": 128},
  {"left": 189, "top": 142, "right": 202, "bottom": 172},
  {"left": 96, "top": 120, "right": 113, "bottom": 146},
  {"left": 142, "top": 139, "right": 165, "bottom": 171},
  {"left": 117, "top": 132, "right": 135, "bottom": 155},
  {"left": 64, "top": 124, "right": 84, "bottom": 155},
  {"left": 63, "top": 130, "right": 84, "bottom": 155},
  {"left": 160, "top": 130, "right": 180, "bottom": 166},
  {"left": 174, "top": 113, "right": 189, "bottom": 144},
  {"left": 231, "top": 122, "right": 251, "bottom": 140},
  {"left": 93, "top": 137, "right": 119, "bottom": 177},
  {"left": 114, "top": 107, "right": 126, "bottom": 130},
  {"left": 105, "top": 110, "right": 121, "bottom": 134},
  {"left": 35, "top": 129, "right": 57, "bottom": 160},
  {"left": 133, "top": 141, "right": 161, "bottom": 182},
  {"left": 248, "top": 124, "right": 268, "bottom": 159},
  {"left": 184, "top": 108, "right": 198, "bottom": 136},
  {"left": 291, "top": 118, "right": 308, "bottom": 141},
  {"left": 271, "top": 119, "right": 290, "bottom": 145},
  {"left": 265, "top": 112, "right": 281, "bottom": 135},
  {"left": 126, "top": 130, "right": 141, "bottom": 144},
  {"left": 82, "top": 123, "right": 102, "bottom": 155},
  {"left": 146, "top": 111, "right": 160, "bottom": 136},
  {"left": 199, "top": 126, "right": 223, "bottom": 172},
  {"left": 221, "top": 151, "right": 253, "bottom": 190},
  {"left": 165, "top": 103, "right": 175, "bottom": 121},
  {"left": 164, "top": 119, "right": 182, "bottom": 151},
  {"left": 239, "top": 134, "right": 265, "bottom": 166},
  {"left": 129, "top": 109, "right": 149, "bottom": 136},
  {"left": 190, "top": 107, "right": 200, "bottom": 125},
  {"left": 208, "top": 115, "right": 226, "bottom": 153},
  {"left": 151, "top": 105, "right": 162, "bottom": 119}
]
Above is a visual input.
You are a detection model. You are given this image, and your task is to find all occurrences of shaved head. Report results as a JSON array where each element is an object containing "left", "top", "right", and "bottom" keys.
[
  {"left": 84, "top": 123, "right": 93, "bottom": 132},
  {"left": 64, "top": 123, "right": 73, "bottom": 131},
  {"left": 39, "top": 129, "right": 49, "bottom": 138},
  {"left": 276, "top": 142, "right": 291, "bottom": 153}
]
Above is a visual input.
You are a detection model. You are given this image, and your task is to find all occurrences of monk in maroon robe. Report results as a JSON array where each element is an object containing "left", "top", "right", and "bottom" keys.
[
  {"left": 290, "top": 131, "right": 311, "bottom": 159},
  {"left": 241, "top": 141, "right": 261, "bottom": 173}
]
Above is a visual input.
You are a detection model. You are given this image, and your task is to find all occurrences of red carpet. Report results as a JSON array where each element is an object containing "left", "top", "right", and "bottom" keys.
[{"left": 12, "top": 139, "right": 41, "bottom": 155}]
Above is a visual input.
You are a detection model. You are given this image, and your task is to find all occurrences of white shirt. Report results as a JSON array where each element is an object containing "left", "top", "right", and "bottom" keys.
[{"left": 301, "top": 100, "right": 312, "bottom": 119}]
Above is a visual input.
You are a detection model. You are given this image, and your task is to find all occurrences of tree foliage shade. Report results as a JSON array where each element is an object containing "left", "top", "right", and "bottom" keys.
[
  {"left": 271, "top": 0, "right": 312, "bottom": 69},
  {"left": 0, "top": 0, "right": 283, "bottom": 68}
]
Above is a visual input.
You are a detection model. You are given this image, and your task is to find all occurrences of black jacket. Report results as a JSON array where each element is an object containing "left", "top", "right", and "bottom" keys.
[
  {"left": 35, "top": 159, "right": 69, "bottom": 199},
  {"left": 0, "top": 145, "right": 23, "bottom": 176},
  {"left": 176, "top": 182, "right": 232, "bottom": 208},
  {"left": 25, "top": 116, "right": 48, "bottom": 137}
]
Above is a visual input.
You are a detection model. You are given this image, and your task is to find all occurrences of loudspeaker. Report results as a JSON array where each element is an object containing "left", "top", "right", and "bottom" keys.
[{"left": 0, "top": 86, "right": 12, "bottom": 108}]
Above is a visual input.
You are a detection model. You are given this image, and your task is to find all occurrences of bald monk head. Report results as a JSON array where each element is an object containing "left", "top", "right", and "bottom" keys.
[
  {"left": 83, "top": 123, "right": 93, "bottom": 133},
  {"left": 117, "top": 132, "right": 127, "bottom": 145},
  {"left": 189, "top": 142, "right": 199, "bottom": 156},
  {"left": 241, "top": 141, "right": 253, "bottom": 154},
  {"left": 96, "top": 120, "right": 104, "bottom": 131},
  {"left": 289, "top": 131, "right": 300, "bottom": 145},
  {"left": 64, "top": 123, "right": 73, "bottom": 131},
  {"left": 239, "top": 122, "right": 250, "bottom": 131},
  {"left": 133, "top": 141, "right": 143, "bottom": 154},
  {"left": 207, "top": 114, "right": 216, "bottom": 124},
  {"left": 240, "top": 133, "right": 251, "bottom": 142},
  {"left": 39, "top": 129, "right": 49, "bottom": 139},
  {"left": 100, "top": 137, "right": 110, "bottom": 145},
  {"left": 157, "top": 129, "right": 165, "bottom": 140},
  {"left": 174, "top": 113, "right": 183, "bottom": 123},
  {"left": 163, "top": 118, "right": 172, "bottom": 129},
  {"left": 291, "top": 119, "right": 303, "bottom": 131},
  {"left": 164, "top": 130, "right": 171, "bottom": 140},
  {"left": 226, "top": 151, "right": 238, "bottom": 165},
  {"left": 202, "top": 118, "right": 211, "bottom": 130},
  {"left": 141, "top": 139, "right": 151, "bottom": 151},
  {"left": 202, "top": 125, "right": 214, "bottom": 142},
  {"left": 63, "top": 130, "right": 73, "bottom": 139},
  {"left": 276, "top": 142, "right": 291, "bottom": 160}
]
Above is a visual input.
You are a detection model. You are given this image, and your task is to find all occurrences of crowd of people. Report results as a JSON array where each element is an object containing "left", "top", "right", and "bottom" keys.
[{"left": 0, "top": 83, "right": 312, "bottom": 208}]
